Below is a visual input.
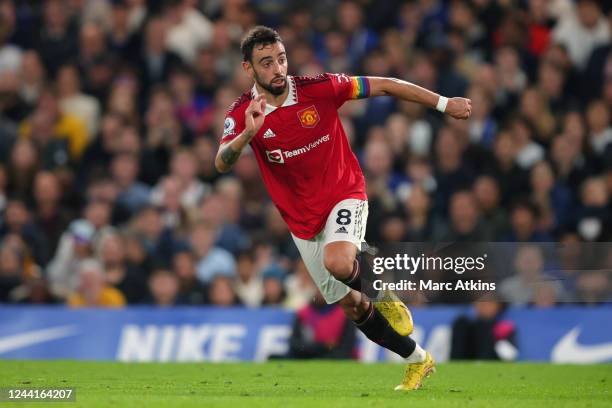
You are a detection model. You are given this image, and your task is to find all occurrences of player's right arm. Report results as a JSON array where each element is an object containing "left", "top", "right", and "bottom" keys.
[{"left": 215, "top": 94, "right": 266, "bottom": 173}]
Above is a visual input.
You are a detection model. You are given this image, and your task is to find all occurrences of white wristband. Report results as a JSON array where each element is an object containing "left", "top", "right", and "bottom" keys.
[{"left": 436, "top": 96, "right": 448, "bottom": 113}]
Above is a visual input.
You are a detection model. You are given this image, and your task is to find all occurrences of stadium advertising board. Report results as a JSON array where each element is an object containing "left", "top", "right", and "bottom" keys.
[{"left": 0, "top": 306, "right": 610, "bottom": 363}]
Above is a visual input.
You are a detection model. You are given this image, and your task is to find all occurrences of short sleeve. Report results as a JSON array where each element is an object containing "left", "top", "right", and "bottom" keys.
[
  {"left": 327, "top": 73, "right": 370, "bottom": 107},
  {"left": 220, "top": 110, "right": 245, "bottom": 145}
]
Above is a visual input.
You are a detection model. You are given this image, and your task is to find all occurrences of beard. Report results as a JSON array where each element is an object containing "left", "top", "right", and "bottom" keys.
[{"left": 255, "top": 73, "right": 287, "bottom": 96}]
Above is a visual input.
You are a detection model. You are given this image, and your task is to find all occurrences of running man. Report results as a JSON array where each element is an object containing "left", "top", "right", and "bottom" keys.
[{"left": 215, "top": 26, "right": 471, "bottom": 390}]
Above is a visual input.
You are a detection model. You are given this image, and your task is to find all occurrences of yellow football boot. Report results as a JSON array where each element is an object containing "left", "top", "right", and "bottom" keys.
[
  {"left": 373, "top": 289, "right": 414, "bottom": 336},
  {"left": 394, "top": 351, "right": 436, "bottom": 391}
]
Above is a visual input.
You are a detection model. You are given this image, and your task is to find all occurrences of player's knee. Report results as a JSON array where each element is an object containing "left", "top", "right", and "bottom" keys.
[{"left": 323, "top": 251, "right": 354, "bottom": 280}]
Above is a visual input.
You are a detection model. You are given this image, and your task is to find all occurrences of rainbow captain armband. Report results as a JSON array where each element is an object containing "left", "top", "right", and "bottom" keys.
[{"left": 350, "top": 76, "right": 370, "bottom": 99}]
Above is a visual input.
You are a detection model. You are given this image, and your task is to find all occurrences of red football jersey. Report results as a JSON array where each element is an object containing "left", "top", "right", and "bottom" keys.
[{"left": 221, "top": 73, "right": 369, "bottom": 239}]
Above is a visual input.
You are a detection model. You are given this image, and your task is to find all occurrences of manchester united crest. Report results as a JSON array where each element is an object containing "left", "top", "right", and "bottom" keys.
[{"left": 297, "top": 105, "right": 320, "bottom": 128}]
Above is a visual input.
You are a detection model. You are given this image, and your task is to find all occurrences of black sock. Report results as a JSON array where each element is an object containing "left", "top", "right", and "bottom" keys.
[
  {"left": 339, "top": 259, "right": 362, "bottom": 291},
  {"left": 339, "top": 258, "right": 379, "bottom": 299},
  {"left": 354, "top": 302, "right": 416, "bottom": 358}
]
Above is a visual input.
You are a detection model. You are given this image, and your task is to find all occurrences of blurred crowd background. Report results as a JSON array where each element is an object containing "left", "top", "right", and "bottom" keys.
[{"left": 0, "top": 0, "right": 611, "bottom": 310}]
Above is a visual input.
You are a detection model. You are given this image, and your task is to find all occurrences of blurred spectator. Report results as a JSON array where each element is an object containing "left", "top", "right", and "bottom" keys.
[
  {"left": 169, "top": 65, "right": 211, "bottom": 135},
  {"left": 500, "top": 244, "right": 564, "bottom": 305},
  {"left": 129, "top": 204, "right": 176, "bottom": 264},
  {"left": 208, "top": 274, "right": 240, "bottom": 306},
  {"left": 77, "top": 22, "right": 116, "bottom": 100},
  {"left": 151, "top": 176, "right": 188, "bottom": 229},
  {"left": 263, "top": 203, "right": 298, "bottom": 262},
  {"left": 472, "top": 175, "right": 508, "bottom": 240},
  {"left": 32, "top": 171, "right": 72, "bottom": 256},
  {"left": 0, "top": 243, "right": 22, "bottom": 302},
  {"left": 486, "top": 130, "right": 529, "bottom": 206},
  {"left": 6, "top": 138, "right": 39, "bottom": 198},
  {"left": 337, "top": 0, "right": 378, "bottom": 71},
  {"left": 537, "top": 61, "right": 568, "bottom": 113},
  {"left": 107, "top": 0, "right": 143, "bottom": 60},
  {"left": 190, "top": 221, "right": 235, "bottom": 284},
  {"left": 19, "top": 50, "right": 46, "bottom": 109},
  {"left": 287, "top": 289, "right": 356, "bottom": 359},
  {"left": 466, "top": 85, "right": 496, "bottom": 148},
  {"left": 173, "top": 247, "right": 207, "bottom": 305},
  {"left": 234, "top": 249, "right": 263, "bottom": 307},
  {"left": 261, "top": 264, "right": 286, "bottom": 306},
  {"left": 37, "top": 0, "right": 79, "bottom": 76},
  {"left": 575, "top": 176, "right": 611, "bottom": 241},
  {"left": 47, "top": 219, "right": 96, "bottom": 298},
  {"left": 118, "top": 124, "right": 162, "bottom": 185},
  {"left": 494, "top": 47, "right": 526, "bottom": 109},
  {"left": 97, "top": 231, "right": 147, "bottom": 304},
  {"left": 0, "top": 75, "right": 20, "bottom": 159},
  {"left": 529, "top": 160, "right": 573, "bottom": 232},
  {"left": 284, "top": 258, "right": 317, "bottom": 310},
  {"left": 111, "top": 152, "right": 151, "bottom": 214},
  {"left": 144, "top": 88, "right": 190, "bottom": 167},
  {"left": 575, "top": 271, "right": 611, "bottom": 304},
  {"left": 47, "top": 200, "right": 113, "bottom": 296},
  {"left": 123, "top": 230, "right": 152, "bottom": 273},
  {"left": 106, "top": 72, "right": 139, "bottom": 123},
  {"left": 364, "top": 136, "right": 405, "bottom": 200},
  {"left": 451, "top": 299, "right": 518, "bottom": 361},
  {"left": 193, "top": 136, "right": 218, "bottom": 183},
  {"left": 519, "top": 87, "right": 556, "bottom": 144},
  {"left": 533, "top": 281, "right": 562, "bottom": 308},
  {"left": 56, "top": 64, "right": 101, "bottom": 138},
  {"left": 552, "top": 0, "right": 609, "bottom": 70},
  {"left": 144, "top": 267, "right": 182, "bottom": 306},
  {"left": 0, "top": 13, "right": 22, "bottom": 74},
  {"left": 510, "top": 116, "right": 545, "bottom": 170},
  {"left": 0, "top": 198, "right": 48, "bottom": 266},
  {"left": 550, "top": 132, "right": 592, "bottom": 198},
  {"left": 434, "top": 127, "right": 475, "bottom": 215},
  {"left": 583, "top": 10, "right": 612, "bottom": 101},
  {"left": 79, "top": 112, "right": 126, "bottom": 186},
  {"left": 137, "top": 17, "right": 182, "bottom": 95},
  {"left": 402, "top": 183, "right": 434, "bottom": 242},
  {"left": 434, "top": 190, "right": 492, "bottom": 241},
  {"left": 67, "top": 258, "right": 126, "bottom": 307},
  {"left": 586, "top": 99, "right": 612, "bottom": 163},
  {"left": 505, "top": 200, "right": 553, "bottom": 242},
  {"left": 198, "top": 189, "right": 249, "bottom": 255},
  {"left": 19, "top": 88, "right": 89, "bottom": 161},
  {"left": 164, "top": 0, "right": 213, "bottom": 64},
  {"left": 151, "top": 147, "right": 209, "bottom": 208}
]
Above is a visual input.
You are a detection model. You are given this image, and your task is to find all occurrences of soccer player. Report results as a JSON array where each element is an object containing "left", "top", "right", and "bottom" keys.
[{"left": 215, "top": 26, "right": 471, "bottom": 390}]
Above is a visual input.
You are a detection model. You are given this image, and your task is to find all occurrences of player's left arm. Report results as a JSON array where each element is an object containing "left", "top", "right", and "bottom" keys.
[{"left": 366, "top": 76, "right": 472, "bottom": 120}]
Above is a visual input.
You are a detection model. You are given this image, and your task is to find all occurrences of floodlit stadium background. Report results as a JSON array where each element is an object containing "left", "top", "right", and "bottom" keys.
[{"left": 0, "top": 0, "right": 611, "bottom": 363}]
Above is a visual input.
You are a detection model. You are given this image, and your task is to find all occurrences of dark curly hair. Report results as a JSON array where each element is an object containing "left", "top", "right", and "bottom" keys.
[{"left": 240, "top": 26, "right": 283, "bottom": 62}]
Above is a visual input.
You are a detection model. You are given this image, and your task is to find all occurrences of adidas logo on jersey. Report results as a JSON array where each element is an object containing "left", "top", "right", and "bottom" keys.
[
  {"left": 335, "top": 226, "right": 348, "bottom": 234},
  {"left": 263, "top": 128, "right": 276, "bottom": 138}
]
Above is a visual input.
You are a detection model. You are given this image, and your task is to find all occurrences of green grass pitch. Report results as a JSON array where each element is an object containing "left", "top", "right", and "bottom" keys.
[{"left": 0, "top": 361, "right": 610, "bottom": 407}]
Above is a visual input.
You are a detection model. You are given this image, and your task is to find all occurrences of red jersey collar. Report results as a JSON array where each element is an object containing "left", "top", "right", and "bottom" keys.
[{"left": 250, "top": 75, "right": 298, "bottom": 115}]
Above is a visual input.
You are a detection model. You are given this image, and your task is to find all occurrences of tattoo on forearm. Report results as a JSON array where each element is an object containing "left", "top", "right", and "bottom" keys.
[{"left": 220, "top": 145, "right": 241, "bottom": 166}]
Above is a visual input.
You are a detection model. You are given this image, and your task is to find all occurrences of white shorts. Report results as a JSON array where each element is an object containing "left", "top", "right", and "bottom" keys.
[{"left": 291, "top": 198, "right": 369, "bottom": 304}]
